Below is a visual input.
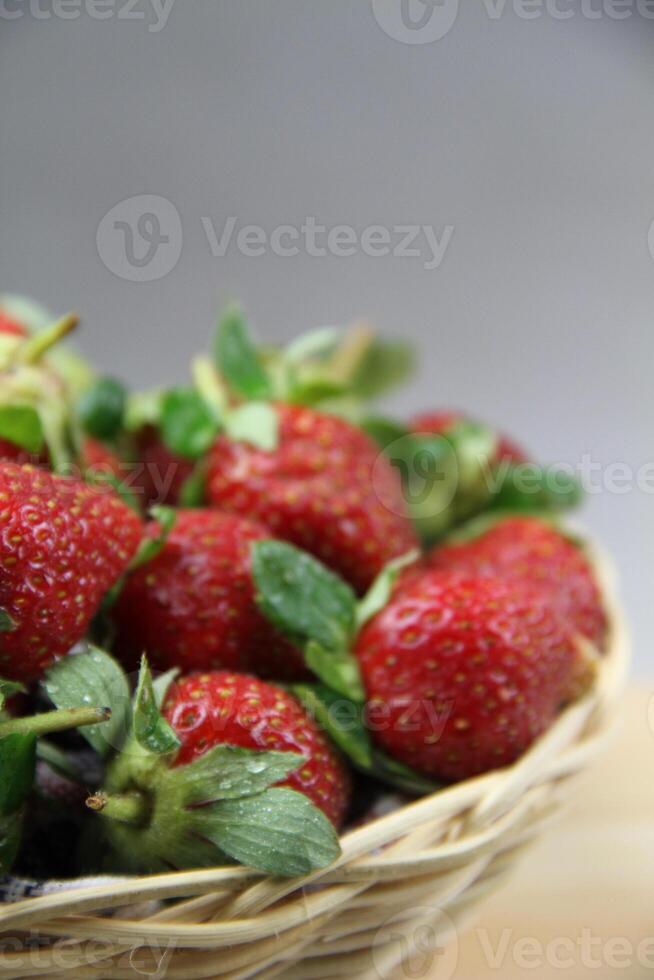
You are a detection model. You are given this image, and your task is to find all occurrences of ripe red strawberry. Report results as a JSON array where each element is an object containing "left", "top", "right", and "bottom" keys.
[
  {"left": 356, "top": 568, "right": 591, "bottom": 782},
  {"left": 0, "top": 310, "right": 28, "bottom": 338},
  {"left": 410, "top": 410, "right": 528, "bottom": 464},
  {"left": 163, "top": 671, "right": 351, "bottom": 826},
  {"left": 80, "top": 437, "right": 124, "bottom": 477},
  {"left": 112, "top": 509, "right": 307, "bottom": 680},
  {"left": 0, "top": 440, "right": 40, "bottom": 464},
  {"left": 131, "top": 425, "right": 194, "bottom": 508},
  {"left": 429, "top": 516, "right": 607, "bottom": 649},
  {"left": 205, "top": 404, "right": 418, "bottom": 593},
  {"left": 0, "top": 462, "right": 142, "bottom": 681}
]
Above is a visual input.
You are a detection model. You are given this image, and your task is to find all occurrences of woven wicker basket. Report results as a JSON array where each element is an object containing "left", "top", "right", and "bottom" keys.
[{"left": 0, "top": 550, "right": 628, "bottom": 980}]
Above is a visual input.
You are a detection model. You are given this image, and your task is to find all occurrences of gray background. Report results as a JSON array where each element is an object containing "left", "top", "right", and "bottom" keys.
[{"left": 1, "top": 2, "right": 652, "bottom": 671}]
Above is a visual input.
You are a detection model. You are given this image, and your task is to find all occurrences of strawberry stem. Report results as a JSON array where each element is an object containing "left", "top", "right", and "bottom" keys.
[
  {"left": 17, "top": 312, "right": 79, "bottom": 365},
  {"left": 325, "top": 321, "right": 374, "bottom": 384},
  {"left": 86, "top": 790, "right": 148, "bottom": 826},
  {"left": 0, "top": 705, "right": 110, "bottom": 739}
]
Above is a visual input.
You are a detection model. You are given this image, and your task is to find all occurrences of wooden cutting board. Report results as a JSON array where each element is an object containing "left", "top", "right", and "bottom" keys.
[{"left": 420, "top": 684, "right": 653, "bottom": 980}]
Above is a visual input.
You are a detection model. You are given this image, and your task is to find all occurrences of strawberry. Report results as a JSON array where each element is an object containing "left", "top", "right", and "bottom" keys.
[
  {"left": 356, "top": 568, "right": 591, "bottom": 782},
  {"left": 163, "top": 671, "right": 351, "bottom": 826},
  {"left": 112, "top": 509, "right": 307, "bottom": 680},
  {"left": 65, "top": 651, "right": 342, "bottom": 876},
  {"left": 0, "top": 440, "right": 41, "bottom": 465},
  {"left": 131, "top": 425, "right": 194, "bottom": 508},
  {"left": 80, "top": 436, "right": 124, "bottom": 478},
  {"left": 429, "top": 515, "right": 607, "bottom": 649},
  {"left": 205, "top": 404, "right": 418, "bottom": 593},
  {"left": 0, "top": 310, "right": 28, "bottom": 338},
  {"left": 0, "top": 462, "right": 142, "bottom": 681},
  {"left": 410, "top": 410, "right": 528, "bottom": 464}
]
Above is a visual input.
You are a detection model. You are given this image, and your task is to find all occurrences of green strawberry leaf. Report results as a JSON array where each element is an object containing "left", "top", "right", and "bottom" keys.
[
  {"left": 292, "top": 684, "right": 372, "bottom": 769},
  {"left": 291, "top": 684, "right": 440, "bottom": 795},
  {"left": 361, "top": 416, "right": 410, "bottom": 450},
  {"left": 0, "top": 677, "right": 25, "bottom": 712},
  {"left": 0, "top": 733, "right": 36, "bottom": 815},
  {"left": 224, "top": 401, "right": 279, "bottom": 451},
  {"left": 351, "top": 340, "right": 414, "bottom": 399},
  {"left": 0, "top": 732, "right": 35, "bottom": 873},
  {"left": 160, "top": 387, "right": 220, "bottom": 460},
  {"left": 355, "top": 550, "right": 420, "bottom": 631},
  {"left": 0, "top": 405, "right": 44, "bottom": 454},
  {"left": 491, "top": 463, "right": 583, "bottom": 513},
  {"left": 102, "top": 505, "right": 176, "bottom": 609},
  {"left": 178, "top": 461, "right": 208, "bottom": 507},
  {"left": 0, "top": 610, "right": 16, "bottom": 634},
  {"left": 287, "top": 378, "right": 348, "bottom": 407},
  {"left": 77, "top": 377, "right": 126, "bottom": 440},
  {"left": 304, "top": 641, "right": 365, "bottom": 702},
  {"left": 252, "top": 540, "right": 357, "bottom": 652},
  {"left": 44, "top": 647, "right": 131, "bottom": 758},
  {"left": 152, "top": 667, "right": 180, "bottom": 709},
  {"left": 284, "top": 326, "right": 341, "bottom": 365},
  {"left": 173, "top": 746, "right": 305, "bottom": 805},
  {"left": 370, "top": 750, "right": 441, "bottom": 796},
  {"left": 133, "top": 656, "right": 180, "bottom": 756},
  {"left": 0, "top": 812, "right": 24, "bottom": 875},
  {"left": 214, "top": 304, "right": 272, "bottom": 400},
  {"left": 192, "top": 787, "right": 340, "bottom": 877},
  {"left": 132, "top": 505, "right": 177, "bottom": 570},
  {"left": 124, "top": 389, "right": 164, "bottom": 432}
]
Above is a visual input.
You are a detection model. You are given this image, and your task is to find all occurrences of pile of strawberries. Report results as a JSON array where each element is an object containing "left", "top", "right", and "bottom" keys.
[{"left": 0, "top": 301, "right": 607, "bottom": 879}]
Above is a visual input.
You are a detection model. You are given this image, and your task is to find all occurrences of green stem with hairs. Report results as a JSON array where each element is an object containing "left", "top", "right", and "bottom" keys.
[
  {"left": 17, "top": 312, "right": 79, "bottom": 365},
  {"left": 86, "top": 791, "right": 148, "bottom": 827},
  {"left": 0, "top": 705, "right": 110, "bottom": 739}
]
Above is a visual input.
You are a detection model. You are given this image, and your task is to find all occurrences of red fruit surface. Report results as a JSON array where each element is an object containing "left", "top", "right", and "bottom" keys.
[
  {"left": 205, "top": 404, "right": 418, "bottom": 593},
  {"left": 0, "top": 463, "right": 142, "bottom": 681},
  {"left": 356, "top": 568, "right": 588, "bottom": 782},
  {"left": 0, "top": 440, "right": 40, "bottom": 465},
  {"left": 429, "top": 516, "right": 607, "bottom": 649},
  {"left": 112, "top": 509, "right": 307, "bottom": 680},
  {"left": 131, "top": 425, "right": 194, "bottom": 509},
  {"left": 410, "top": 410, "right": 528, "bottom": 464},
  {"left": 0, "top": 310, "right": 28, "bottom": 338},
  {"left": 81, "top": 437, "right": 124, "bottom": 477},
  {"left": 163, "top": 671, "right": 351, "bottom": 826}
]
